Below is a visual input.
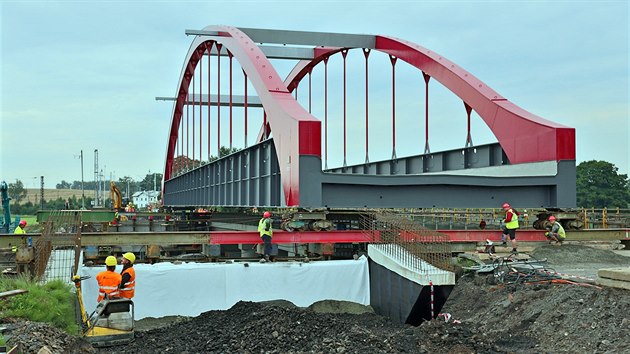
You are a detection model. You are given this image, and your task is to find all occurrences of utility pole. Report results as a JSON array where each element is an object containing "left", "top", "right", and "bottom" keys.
[
  {"left": 94, "top": 149, "right": 99, "bottom": 207},
  {"left": 40, "top": 176, "right": 44, "bottom": 209},
  {"left": 81, "top": 150, "right": 85, "bottom": 209}
]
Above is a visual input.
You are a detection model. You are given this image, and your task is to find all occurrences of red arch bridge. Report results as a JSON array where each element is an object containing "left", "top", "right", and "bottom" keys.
[{"left": 159, "top": 26, "right": 576, "bottom": 209}]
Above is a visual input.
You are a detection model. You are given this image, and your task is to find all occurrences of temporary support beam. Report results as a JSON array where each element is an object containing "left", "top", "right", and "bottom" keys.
[
  {"left": 156, "top": 94, "right": 263, "bottom": 108},
  {"left": 238, "top": 27, "right": 376, "bottom": 48},
  {"left": 186, "top": 28, "right": 376, "bottom": 49}
]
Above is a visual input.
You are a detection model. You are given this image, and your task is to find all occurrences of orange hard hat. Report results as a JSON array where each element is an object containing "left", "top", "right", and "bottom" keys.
[
  {"left": 502, "top": 203, "right": 510, "bottom": 209},
  {"left": 19, "top": 220, "right": 26, "bottom": 227},
  {"left": 548, "top": 215, "right": 556, "bottom": 221},
  {"left": 263, "top": 211, "right": 271, "bottom": 218}
]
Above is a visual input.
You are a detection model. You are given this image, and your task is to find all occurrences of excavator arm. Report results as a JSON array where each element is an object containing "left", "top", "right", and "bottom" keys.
[{"left": 110, "top": 182, "right": 122, "bottom": 210}]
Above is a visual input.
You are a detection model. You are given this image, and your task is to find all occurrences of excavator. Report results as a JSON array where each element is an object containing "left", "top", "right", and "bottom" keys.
[
  {"left": 72, "top": 274, "right": 135, "bottom": 347},
  {"left": 110, "top": 182, "right": 124, "bottom": 211}
]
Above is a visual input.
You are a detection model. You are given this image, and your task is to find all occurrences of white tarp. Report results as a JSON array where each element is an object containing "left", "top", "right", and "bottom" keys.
[{"left": 80, "top": 256, "right": 370, "bottom": 320}]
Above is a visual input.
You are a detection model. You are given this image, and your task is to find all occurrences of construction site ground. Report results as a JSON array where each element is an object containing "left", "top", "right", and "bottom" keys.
[{"left": 2, "top": 244, "right": 630, "bottom": 353}]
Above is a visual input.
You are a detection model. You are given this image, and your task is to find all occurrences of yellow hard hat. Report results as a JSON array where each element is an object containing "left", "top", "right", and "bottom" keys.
[
  {"left": 122, "top": 252, "right": 136, "bottom": 264},
  {"left": 105, "top": 256, "right": 117, "bottom": 266}
]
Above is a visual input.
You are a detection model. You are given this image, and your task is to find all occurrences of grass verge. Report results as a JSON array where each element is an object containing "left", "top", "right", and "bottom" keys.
[{"left": 0, "top": 276, "right": 78, "bottom": 334}]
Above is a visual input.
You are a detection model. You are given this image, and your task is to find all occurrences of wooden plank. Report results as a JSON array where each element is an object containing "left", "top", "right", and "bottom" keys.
[
  {"left": 598, "top": 268, "right": 630, "bottom": 282},
  {"left": 0, "top": 289, "right": 28, "bottom": 298}
]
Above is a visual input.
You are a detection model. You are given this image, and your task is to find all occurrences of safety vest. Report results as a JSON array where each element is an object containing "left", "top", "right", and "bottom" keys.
[
  {"left": 96, "top": 270, "right": 122, "bottom": 302},
  {"left": 505, "top": 209, "right": 519, "bottom": 230},
  {"left": 119, "top": 267, "right": 136, "bottom": 299},
  {"left": 553, "top": 222, "right": 566, "bottom": 239},
  {"left": 12, "top": 226, "right": 25, "bottom": 252},
  {"left": 258, "top": 218, "right": 272, "bottom": 237}
]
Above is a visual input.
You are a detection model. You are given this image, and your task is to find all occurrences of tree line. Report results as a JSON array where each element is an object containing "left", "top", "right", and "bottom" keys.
[{"left": 5, "top": 173, "right": 163, "bottom": 205}]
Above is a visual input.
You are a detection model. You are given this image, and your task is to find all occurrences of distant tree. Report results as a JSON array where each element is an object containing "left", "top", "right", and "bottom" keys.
[
  {"left": 117, "top": 176, "right": 136, "bottom": 198},
  {"left": 8, "top": 179, "right": 27, "bottom": 203},
  {"left": 139, "top": 173, "right": 163, "bottom": 191},
  {"left": 576, "top": 160, "right": 630, "bottom": 208},
  {"left": 172, "top": 155, "right": 195, "bottom": 176},
  {"left": 56, "top": 180, "right": 72, "bottom": 189},
  {"left": 210, "top": 146, "right": 242, "bottom": 162}
]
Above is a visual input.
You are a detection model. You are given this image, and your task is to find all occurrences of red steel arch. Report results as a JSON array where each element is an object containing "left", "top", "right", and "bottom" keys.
[
  {"left": 283, "top": 36, "right": 575, "bottom": 165},
  {"left": 164, "top": 26, "right": 321, "bottom": 206}
]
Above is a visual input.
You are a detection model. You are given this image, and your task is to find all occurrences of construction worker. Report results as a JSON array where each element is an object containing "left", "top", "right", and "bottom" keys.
[
  {"left": 258, "top": 211, "right": 273, "bottom": 262},
  {"left": 96, "top": 256, "right": 122, "bottom": 302},
  {"left": 545, "top": 215, "right": 566, "bottom": 245},
  {"left": 13, "top": 220, "right": 26, "bottom": 234},
  {"left": 12, "top": 220, "right": 27, "bottom": 252},
  {"left": 119, "top": 252, "right": 136, "bottom": 299},
  {"left": 501, "top": 203, "right": 519, "bottom": 253}
]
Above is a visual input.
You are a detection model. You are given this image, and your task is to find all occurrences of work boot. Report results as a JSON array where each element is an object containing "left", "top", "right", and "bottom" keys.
[
  {"left": 502, "top": 241, "right": 507, "bottom": 246},
  {"left": 264, "top": 255, "right": 270, "bottom": 262},
  {"left": 511, "top": 248, "right": 517, "bottom": 254}
]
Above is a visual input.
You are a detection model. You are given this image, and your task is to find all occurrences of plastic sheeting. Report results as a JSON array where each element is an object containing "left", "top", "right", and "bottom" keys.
[{"left": 80, "top": 256, "right": 370, "bottom": 320}]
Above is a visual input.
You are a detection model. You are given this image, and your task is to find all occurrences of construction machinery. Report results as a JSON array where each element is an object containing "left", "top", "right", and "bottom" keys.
[
  {"left": 1, "top": 181, "right": 11, "bottom": 233},
  {"left": 72, "top": 275, "right": 134, "bottom": 347},
  {"left": 110, "top": 182, "right": 124, "bottom": 211}
]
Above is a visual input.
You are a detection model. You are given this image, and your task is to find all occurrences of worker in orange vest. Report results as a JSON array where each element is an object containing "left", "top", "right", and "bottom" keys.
[
  {"left": 96, "top": 256, "right": 122, "bottom": 302},
  {"left": 119, "top": 252, "right": 136, "bottom": 299}
]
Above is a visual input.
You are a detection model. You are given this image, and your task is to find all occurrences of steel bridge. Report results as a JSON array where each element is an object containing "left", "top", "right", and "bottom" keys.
[{"left": 160, "top": 26, "right": 576, "bottom": 209}]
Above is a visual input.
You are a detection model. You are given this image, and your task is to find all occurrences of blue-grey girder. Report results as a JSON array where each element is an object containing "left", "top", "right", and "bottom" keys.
[{"left": 162, "top": 139, "right": 576, "bottom": 209}]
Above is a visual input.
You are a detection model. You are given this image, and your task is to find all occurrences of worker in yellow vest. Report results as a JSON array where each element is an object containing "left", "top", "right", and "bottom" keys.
[
  {"left": 545, "top": 215, "right": 566, "bottom": 245},
  {"left": 12, "top": 220, "right": 27, "bottom": 252},
  {"left": 258, "top": 211, "right": 273, "bottom": 262},
  {"left": 501, "top": 203, "right": 520, "bottom": 253}
]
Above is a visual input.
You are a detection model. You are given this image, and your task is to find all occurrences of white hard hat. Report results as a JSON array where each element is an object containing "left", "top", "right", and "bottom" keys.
[{"left": 485, "top": 239, "right": 493, "bottom": 245}]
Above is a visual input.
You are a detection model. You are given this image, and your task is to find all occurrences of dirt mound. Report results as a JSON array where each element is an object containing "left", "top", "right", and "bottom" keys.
[
  {"left": 532, "top": 244, "right": 630, "bottom": 265},
  {"left": 443, "top": 275, "right": 630, "bottom": 353},
  {"left": 0, "top": 319, "right": 94, "bottom": 354},
  {"left": 97, "top": 300, "right": 499, "bottom": 354},
  {"left": 307, "top": 300, "right": 374, "bottom": 314}
]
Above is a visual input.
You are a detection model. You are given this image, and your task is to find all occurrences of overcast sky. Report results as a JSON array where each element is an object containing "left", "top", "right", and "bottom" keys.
[{"left": 1, "top": 0, "right": 628, "bottom": 189}]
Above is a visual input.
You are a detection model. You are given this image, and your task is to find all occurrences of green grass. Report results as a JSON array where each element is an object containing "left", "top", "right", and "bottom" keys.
[{"left": 0, "top": 276, "right": 78, "bottom": 334}]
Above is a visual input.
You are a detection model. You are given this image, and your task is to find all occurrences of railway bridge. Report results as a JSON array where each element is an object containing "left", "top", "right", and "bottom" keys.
[{"left": 160, "top": 26, "right": 576, "bottom": 210}]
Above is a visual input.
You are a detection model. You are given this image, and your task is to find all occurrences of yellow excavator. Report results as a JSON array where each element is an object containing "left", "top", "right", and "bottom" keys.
[
  {"left": 110, "top": 182, "right": 123, "bottom": 210},
  {"left": 72, "top": 275, "right": 135, "bottom": 347}
]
